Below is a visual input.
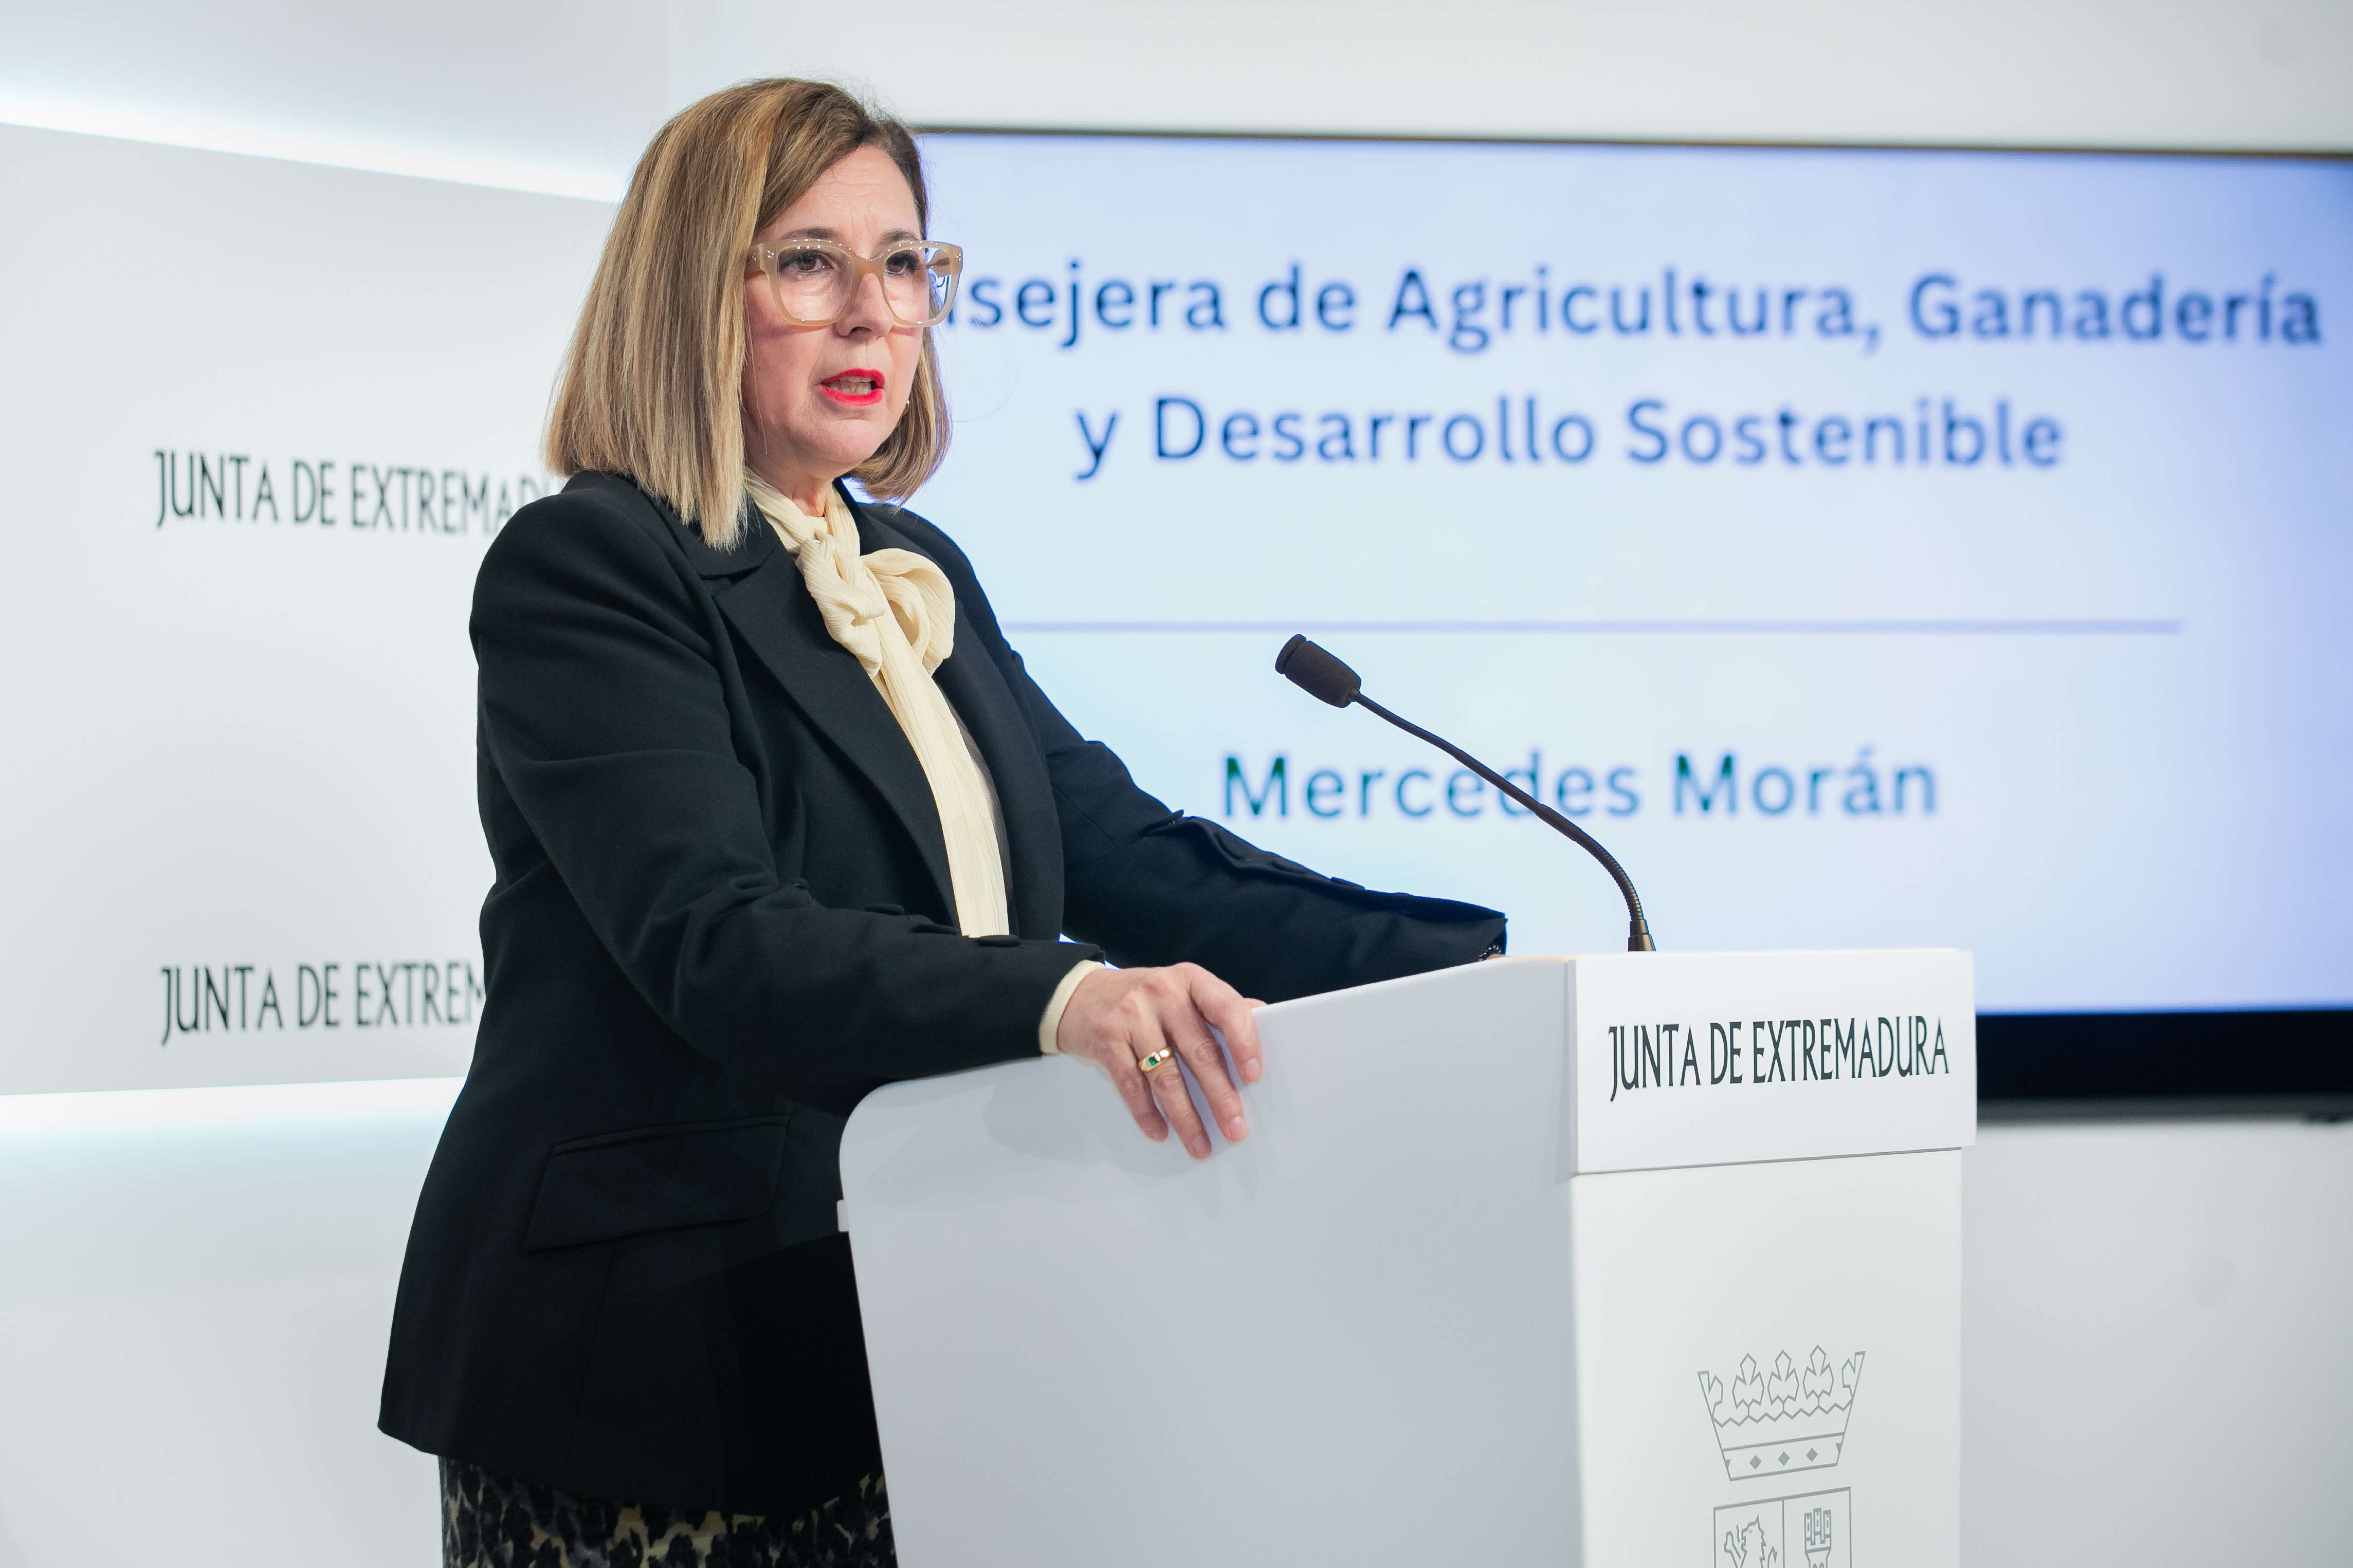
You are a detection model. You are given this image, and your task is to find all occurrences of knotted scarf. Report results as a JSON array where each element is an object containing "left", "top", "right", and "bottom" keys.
[{"left": 746, "top": 476, "right": 1010, "bottom": 938}]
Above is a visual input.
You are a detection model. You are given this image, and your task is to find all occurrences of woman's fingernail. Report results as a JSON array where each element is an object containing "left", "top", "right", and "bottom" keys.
[
  {"left": 1243, "top": 1060, "right": 1262, "bottom": 1082},
  {"left": 1189, "top": 1137, "right": 1211, "bottom": 1158},
  {"left": 1226, "top": 1117, "right": 1247, "bottom": 1141}
]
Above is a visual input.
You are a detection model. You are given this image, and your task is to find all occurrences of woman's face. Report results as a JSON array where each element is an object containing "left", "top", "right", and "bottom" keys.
[{"left": 742, "top": 144, "right": 927, "bottom": 503}]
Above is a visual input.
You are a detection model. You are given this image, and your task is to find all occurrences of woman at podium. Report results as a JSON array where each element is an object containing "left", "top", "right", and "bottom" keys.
[{"left": 380, "top": 78, "right": 1504, "bottom": 1568}]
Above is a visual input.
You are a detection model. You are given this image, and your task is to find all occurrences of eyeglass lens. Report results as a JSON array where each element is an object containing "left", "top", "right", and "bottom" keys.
[{"left": 771, "top": 244, "right": 954, "bottom": 324}]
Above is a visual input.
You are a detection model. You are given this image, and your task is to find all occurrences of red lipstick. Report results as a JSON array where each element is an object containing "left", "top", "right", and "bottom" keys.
[{"left": 818, "top": 367, "right": 886, "bottom": 407}]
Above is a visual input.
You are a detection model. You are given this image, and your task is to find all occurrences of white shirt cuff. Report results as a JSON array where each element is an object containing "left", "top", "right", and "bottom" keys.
[{"left": 1037, "top": 960, "right": 1104, "bottom": 1055}]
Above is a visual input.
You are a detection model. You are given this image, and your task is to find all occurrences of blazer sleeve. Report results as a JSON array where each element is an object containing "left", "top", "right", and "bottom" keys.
[
  {"left": 1043, "top": 699, "right": 1507, "bottom": 1003},
  {"left": 471, "top": 487, "right": 1097, "bottom": 1093},
  {"left": 889, "top": 510, "right": 1507, "bottom": 1004}
]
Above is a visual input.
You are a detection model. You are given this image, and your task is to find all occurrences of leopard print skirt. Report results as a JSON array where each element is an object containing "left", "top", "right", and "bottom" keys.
[{"left": 440, "top": 1456, "right": 895, "bottom": 1567}]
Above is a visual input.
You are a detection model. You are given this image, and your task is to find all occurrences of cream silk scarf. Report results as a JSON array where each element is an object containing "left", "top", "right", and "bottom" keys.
[{"left": 746, "top": 477, "right": 1011, "bottom": 938}]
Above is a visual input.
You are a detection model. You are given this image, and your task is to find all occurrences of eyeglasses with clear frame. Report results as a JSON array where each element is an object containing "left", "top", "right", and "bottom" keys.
[{"left": 746, "top": 238, "right": 963, "bottom": 327}]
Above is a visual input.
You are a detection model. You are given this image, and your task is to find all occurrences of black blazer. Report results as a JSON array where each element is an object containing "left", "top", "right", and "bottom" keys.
[{"left": 379, "top": 471, "right": 1504, "bottom": 1516}]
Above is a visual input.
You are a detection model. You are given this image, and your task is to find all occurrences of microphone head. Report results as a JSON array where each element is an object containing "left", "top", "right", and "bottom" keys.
[{"left": 1275, "top": 635, "right": 1362, "bottom": 708}]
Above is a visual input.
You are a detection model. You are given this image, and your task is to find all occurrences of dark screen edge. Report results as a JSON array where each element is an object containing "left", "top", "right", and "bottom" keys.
[{"left": 1977, "top": 1008, "right": 2353, "bottom": 1120}]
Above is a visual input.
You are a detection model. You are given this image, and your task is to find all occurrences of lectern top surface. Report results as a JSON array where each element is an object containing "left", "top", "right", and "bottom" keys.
[{"left": 843, "top": 948, "right": 1974, "bottom": 1201}]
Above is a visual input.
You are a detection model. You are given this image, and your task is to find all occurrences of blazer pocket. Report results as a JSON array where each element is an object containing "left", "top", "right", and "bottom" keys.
[{"left": 523, "top": 1113, "right": 795, "bottom": 1252}]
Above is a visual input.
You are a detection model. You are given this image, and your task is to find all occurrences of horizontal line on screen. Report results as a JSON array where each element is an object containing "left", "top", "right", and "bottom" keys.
[{"left": 1000, "top": 618, "right": 2186, "bottom": 636}]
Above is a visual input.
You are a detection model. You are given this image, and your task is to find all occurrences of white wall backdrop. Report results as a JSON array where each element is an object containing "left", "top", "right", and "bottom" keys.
[
  {"left": 669, "top": 0, "right": 2353, "bottom": 153},
  {"left": 2, "top": 0, "right": 2348, "bottom": 210},
  {"left": 0, "top": 1, "right": 664, "bottom": 197}
]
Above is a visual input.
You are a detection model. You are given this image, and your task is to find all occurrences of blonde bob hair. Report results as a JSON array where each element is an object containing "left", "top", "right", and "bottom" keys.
[{"left": 546, "top": 79, "right": 948, "bottom": 548}]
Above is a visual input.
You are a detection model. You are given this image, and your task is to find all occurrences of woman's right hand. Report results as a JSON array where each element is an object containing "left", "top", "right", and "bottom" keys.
[{"left": 1054, "top": 964, "right": 1264, "bottom": 1160}]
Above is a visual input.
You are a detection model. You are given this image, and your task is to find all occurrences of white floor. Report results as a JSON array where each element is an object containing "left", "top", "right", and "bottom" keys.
[{"left": 0, "top": 1084, "right": 2345, "bottom": 1567}]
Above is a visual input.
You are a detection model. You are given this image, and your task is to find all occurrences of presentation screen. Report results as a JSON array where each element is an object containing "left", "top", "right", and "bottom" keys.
[{"left": 910, "top": 134, "right": 2350, "bottom": 1016}]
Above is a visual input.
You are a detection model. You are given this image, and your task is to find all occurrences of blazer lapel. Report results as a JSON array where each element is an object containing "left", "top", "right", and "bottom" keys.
[
  {"left": 694, "top": 500, "right": 957, "bottom": 921},
  {"left": 856, "top": 501, "right": 1066, "bottom": 940}
]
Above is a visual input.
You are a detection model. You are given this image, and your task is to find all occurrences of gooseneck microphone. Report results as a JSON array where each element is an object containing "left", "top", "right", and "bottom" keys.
[{"left": 1275, "top": 635, "right": 1656, "bottom": 952}]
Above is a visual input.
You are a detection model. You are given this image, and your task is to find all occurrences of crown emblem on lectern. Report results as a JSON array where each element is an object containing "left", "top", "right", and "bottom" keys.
[{"left": 1698, "top": 1348, "right": 1865, "bottom": 1482}]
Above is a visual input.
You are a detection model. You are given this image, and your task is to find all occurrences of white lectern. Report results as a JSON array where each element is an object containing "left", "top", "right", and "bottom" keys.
[{"left": 839, "top": 951, "right": 1974, "bottom": 1567}]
